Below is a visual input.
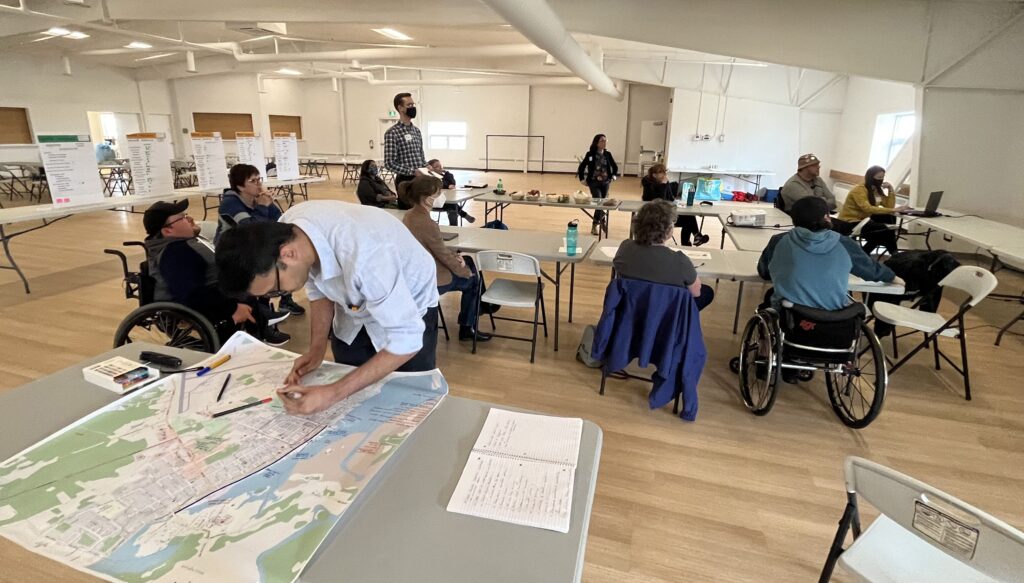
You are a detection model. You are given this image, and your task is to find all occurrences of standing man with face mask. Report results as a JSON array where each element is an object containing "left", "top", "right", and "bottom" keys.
[{"left": 384, "top": 92, "right": 427, "bottom": 210}]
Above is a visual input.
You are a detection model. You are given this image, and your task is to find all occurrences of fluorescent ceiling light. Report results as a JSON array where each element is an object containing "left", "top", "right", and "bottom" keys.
[
  {"left": 66, "top": 31, "right": 90, "bottom": 40},
  {"left": 372, "top": 28, "right": 412, "bottom": 41},
  {"left": 124, "top": 41, "right": 153, "bottom": 49},
  {"left": 135, "top": 52, "right": 176, "bottom": 62},
  {"left": 44, "top": 27, "right": 71, "bottom": 36},
  {"left": 275, "top": 68, "right": 302, "bottom": 75}
]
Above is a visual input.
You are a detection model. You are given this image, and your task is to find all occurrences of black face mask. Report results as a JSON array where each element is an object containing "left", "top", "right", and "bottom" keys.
[
  {"left": 870, "top": 178, "right": 884, "bottom": 189},
  {"left": 405, "top": 106, "right": 417, "bottom": 119}
]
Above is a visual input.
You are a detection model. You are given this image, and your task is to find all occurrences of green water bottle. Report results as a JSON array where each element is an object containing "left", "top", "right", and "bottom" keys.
[
  {"left": 566, "top": 219, "right": 579, "bottom": 257},
  {"left": 496, "top": 178, "right": 504, "bottom": 193}
]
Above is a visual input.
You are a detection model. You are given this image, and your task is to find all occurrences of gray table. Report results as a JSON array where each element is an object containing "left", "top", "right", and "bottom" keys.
[
  {"left": 0, "top": 344, "right": 603, "bottom": 583},
  {"left": 617, "top": 200, "right": 790, "bottom": 240},
  {"left": 475, "top": 192, "right": 620, "bottom": 239},
  {"left": 724, "top": 224, "right": 792, "bottom": 251}
]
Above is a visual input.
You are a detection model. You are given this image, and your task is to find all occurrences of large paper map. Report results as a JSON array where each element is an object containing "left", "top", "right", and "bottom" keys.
[{"left": 0, "top": 333, "right": 447, "bottom": 582}]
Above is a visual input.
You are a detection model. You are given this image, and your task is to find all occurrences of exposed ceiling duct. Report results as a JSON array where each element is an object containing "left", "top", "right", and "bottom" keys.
[
  {"left": 479, "top": 0, "right": 622, "bottom": 99},
  {"left": 264, "top": 69, "right": 586, "bottom": 87},
  {"left": 218, "top": 42, "right": 546, "bottom": 63}
]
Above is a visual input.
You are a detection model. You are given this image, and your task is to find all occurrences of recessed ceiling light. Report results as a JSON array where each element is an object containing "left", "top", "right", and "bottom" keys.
[
  {"left": 275, "top": 68, "right": 302, "bottom": 75},
  {"left": 372, "top": 28, "right": 412, "bottom": 41},
  {"left": 66, "top": 31, "right": 90, "bottom": 40},
  {"left": 44, "top": 27, "right": 71, "bottom": 36},
  {"left": 135, "top": 52, "right": 176, "bottom": 62},
  {"left": 124, "top": 41, "right": 153, "bottom": 49}
]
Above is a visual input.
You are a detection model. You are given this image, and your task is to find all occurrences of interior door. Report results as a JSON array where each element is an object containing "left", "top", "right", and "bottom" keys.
[{"left": 376, "top": 118, "right": 398, "bottom": 160}]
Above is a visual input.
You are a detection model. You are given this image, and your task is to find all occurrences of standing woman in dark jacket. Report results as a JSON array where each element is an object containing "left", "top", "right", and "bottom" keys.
[
  {"left": 640, "top": 163, "right": 710, "bottom": 246},
  {"left": 577, "top": 133, "right": 619, "bottom": 235},
  {"left": 356, "top": 159, "right": 398, "bottom": 207}
]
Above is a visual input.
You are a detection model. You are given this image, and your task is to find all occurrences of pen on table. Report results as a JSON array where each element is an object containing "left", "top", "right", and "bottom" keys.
[
  {"left": 216, "top": 373, "right": 232, "bottom": 402},
  {"left": 212, "top": 397, "right": 272, "bottom": 418},
  {"left": 196, "top": 354, "right": 231, "bottom": 377}
]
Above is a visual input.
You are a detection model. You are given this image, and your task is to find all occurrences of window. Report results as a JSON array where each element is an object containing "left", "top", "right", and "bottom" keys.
[
  {"left": 193, "top": 112, "right": 254, "bottom": 139},
  {"left": 428, "top": 121, "right": 467, "bottom": 150},
  {"left": 269, "top": 115, "right": 302, "bottom": 139},
  {"left": 869, "top": 111, "right": 915, "bottom": 167},
  {"left": 0, "top": 107, "right": 33, "bottom": 144}
]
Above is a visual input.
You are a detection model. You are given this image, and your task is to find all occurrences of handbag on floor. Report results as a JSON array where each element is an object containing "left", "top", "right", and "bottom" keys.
[{"left": 576, "top": 325, "right": 602, "bottom": 368}]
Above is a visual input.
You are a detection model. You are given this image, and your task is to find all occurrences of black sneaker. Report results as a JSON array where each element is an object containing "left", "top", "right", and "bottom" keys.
[
  {"left": 267, "top": 310, "right": 290, "bottom": 326},
  {"left": 463, "top": 214, "right": 477, "bottom": 224},
  {"left": 459, "top": 327, "right": 492, "bottom": 342},
  {"left": 279, "top": 296, "right": 306, "bottom": 316},
  {"left": 262, "top": 327, "right": 291, "bottom": 347},
  {"left": 694, "top": 234, "right": 711, "bottom": 246}
]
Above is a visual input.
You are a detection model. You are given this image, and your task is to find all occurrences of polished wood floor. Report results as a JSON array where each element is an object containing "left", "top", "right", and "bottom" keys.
[{"left": 1, "top": 171, "right": 1023, "bottom": 582}]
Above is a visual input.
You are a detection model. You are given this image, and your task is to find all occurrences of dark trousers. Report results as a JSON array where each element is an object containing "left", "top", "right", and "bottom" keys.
[
  {"left": 395, "top": 174, "right": 416, "bottom": 209},
  {"left": 860, "top": 214, "right": 899, "bottom": 255},
  {"left": 587, "top": 180, "right": 610, "bottom": 224},
  {"left": 442, "top": 202, "right": 469, "bottom": 226},
  {"left": 830, "top": 217, "right": 855, "bottom": 236},
  {"left": 437, "top": 258, "right": 482, "bottom": 327},
  {"left": 331, "top": 308, "right": 438, "bottom": 372},
  {"left": 694, "top": 284, "right": 715, "bottom": 311},
  {"left": 675, "top": 215, "right": 703, "bottom": 245}
]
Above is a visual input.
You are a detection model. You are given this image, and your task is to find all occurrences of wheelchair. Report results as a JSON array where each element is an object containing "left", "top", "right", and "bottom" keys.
[
  {"left": 105, "top": 242, "right": 221, "bottom": 352},
  {"left": 729, "top": 300, "right": 887, "bottom": 429}
]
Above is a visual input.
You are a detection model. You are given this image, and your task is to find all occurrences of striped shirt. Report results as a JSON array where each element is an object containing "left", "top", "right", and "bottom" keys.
[{"left": 384, "top": 121, "right": 426, "bottom": 176}]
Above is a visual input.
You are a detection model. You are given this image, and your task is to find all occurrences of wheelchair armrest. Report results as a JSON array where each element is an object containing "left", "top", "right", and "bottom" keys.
[{"left": 103, "top": 249, "right": 130, "bottom": 277}]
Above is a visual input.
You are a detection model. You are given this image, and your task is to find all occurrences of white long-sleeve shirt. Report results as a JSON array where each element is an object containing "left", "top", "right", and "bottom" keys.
[{"left": 280, "top": 201, "right": 439, "bottom": 355}]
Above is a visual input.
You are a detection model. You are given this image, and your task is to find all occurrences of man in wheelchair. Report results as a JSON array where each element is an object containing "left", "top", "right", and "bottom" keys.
[{"left": 143, "top": 200, "right": 284, "bottom": 345}]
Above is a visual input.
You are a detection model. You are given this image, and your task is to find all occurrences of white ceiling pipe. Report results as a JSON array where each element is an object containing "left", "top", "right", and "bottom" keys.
[
  {"left": 219, "top": 42, "right": 545, "bottom": 63},
  {"left": 480, "top": 0, "right": 622, "bottom": 99},
  {"left": 265, "top": 71, "right": 585, "bottom": 87}
]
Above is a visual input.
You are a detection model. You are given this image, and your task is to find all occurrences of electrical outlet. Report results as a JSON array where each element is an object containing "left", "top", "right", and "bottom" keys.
[
  {"left": 718, "top": 134, "right": 726, "bottom": 142},
  {"left": 702, "top": 134, "right": 711, "bottom": 141},
  {"left": 693, "top": 134, "right": 702, "bottom": 141}
]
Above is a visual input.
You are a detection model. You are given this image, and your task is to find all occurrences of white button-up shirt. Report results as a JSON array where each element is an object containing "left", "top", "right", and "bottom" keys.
[{"left": 280, "top": 201, "right": 439, "bottom": 355}]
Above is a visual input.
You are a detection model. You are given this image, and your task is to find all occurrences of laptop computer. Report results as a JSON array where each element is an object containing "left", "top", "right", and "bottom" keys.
[{"left": 902, "top": 191, "right": 944, "bottom": 217}]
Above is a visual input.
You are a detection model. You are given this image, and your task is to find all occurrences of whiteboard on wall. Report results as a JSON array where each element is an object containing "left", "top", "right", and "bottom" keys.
[{"left": 666, "top": 89, "right": 799, "bottom": 187}]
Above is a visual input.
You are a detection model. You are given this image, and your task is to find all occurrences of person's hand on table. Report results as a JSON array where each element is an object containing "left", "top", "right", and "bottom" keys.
[
  {"left": 285, "top": 347, "right": 327, "bottom": 385},
  {"left": 232, "top": 303, "right": 255, "bottom": 324},
  {"left": 456, "top": 254, "right": 467, "bottom": 268},
  {"left": 446, "top": 184, "right": 456, "bottom": 190},
  {"left": 891, "top": 275, "right": 906, "bottom": 288},
  {"left": 276, "top": 384, "right": 339, "bottom": 415},
  {"left": 894, "top": 204, "right": 911, "bottom": 212}
]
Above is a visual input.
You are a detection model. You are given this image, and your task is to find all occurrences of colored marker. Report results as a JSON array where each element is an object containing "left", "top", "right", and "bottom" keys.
[
  {"left": 212, "top": 397, "right": 272, "bottom": 418},
  {"left": 216, "top": 373, "right": 232, "bottom": 402},
  {"left": 196, "top": 354, "right": 231, "bottom": 377}
]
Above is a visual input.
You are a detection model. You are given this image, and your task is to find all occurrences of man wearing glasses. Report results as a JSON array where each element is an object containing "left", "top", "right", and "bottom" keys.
[
  {"left": 216, "top": 200, "right": 439, "bottom": 416},
  {"left": 143, "top": 200, "right": 269, "bottom": 344}
]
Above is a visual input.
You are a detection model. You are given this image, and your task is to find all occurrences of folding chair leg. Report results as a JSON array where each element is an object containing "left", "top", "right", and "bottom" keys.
[
  {"left": 539, "top": 288, "right": 548, "bottom": 338},
  {"left": 933, "top": 334, "right": 941, "bottom": 371},
  {"left": 959, "top": 319, "right": 972, "bottom": 401},
  {"left": 890, "top": 331, "right": 899, "bottom": 359},
  {"left": 819, "top": 494, "right": 859, "bottom": 583},
  {"left": 599, "top": 368, "right": 607, "bottom": 395},
  {"left": 437, "top": 304, "right": 450, "bottom": 341},
  {"left": 529, "top": 300, "right": 540, "bottom": 363}
]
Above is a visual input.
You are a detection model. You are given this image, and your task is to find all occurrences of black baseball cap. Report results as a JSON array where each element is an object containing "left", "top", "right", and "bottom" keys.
[
  {"left": 143, "top": 199, "right": 190, "bottom": 236},
  {"left": 790, "top": 196, "right": 829, "bottom": 230}
]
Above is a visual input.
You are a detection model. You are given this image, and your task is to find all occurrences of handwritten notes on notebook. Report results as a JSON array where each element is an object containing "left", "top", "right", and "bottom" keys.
[{"left": 447, "top": 408, "right": 583, "bottom": 533}]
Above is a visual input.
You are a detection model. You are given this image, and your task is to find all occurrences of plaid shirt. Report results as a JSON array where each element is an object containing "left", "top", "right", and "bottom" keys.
[{"left": 384, "top": 122, "right": 426, "bottom": 176}]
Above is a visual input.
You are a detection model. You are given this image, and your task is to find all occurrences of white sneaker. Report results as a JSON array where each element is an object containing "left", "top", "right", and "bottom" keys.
[{"left": 267, "top": 310, "right": 290, "bottom": 326}]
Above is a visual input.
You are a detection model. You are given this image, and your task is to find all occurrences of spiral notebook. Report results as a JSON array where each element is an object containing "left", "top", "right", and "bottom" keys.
[{"left": 447, "top": 408, "right": 583, "bottom": 533}]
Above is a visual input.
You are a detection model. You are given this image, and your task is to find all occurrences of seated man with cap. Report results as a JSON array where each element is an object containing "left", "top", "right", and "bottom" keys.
[
  {"left": 780, "top": 153, "right": 854, "bottom": 236},
  {"left": 143, "top": 200, "right": 287, "bottom": 345}
]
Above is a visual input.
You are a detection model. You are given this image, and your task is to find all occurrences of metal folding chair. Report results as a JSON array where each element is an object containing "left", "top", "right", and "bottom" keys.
[{"left": 472, "top": 250, "right": 548, "bottom": 363}]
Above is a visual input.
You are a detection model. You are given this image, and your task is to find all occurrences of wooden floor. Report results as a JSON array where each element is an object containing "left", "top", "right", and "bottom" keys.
[{"left": 1, "top": 171, "right": 1023, "bottom": 582}]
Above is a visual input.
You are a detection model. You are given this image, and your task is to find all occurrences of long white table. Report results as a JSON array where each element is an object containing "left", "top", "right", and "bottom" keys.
[
  {"left": 0, "top": 343, "right": 603, "bottom": 583},
  {"left": 177, "top": 176, "right": 327, "bottom": 218},
  {"left": 616, "top": 199, "right": 790, "bottom": 242},
  {"left": 476, "top": 192, "right": 620, "bottom": 240},
  {"left": 591, "top": 240, "right": 905, "bottom": 333},
  {"left": 0, "top": 190, "right": 204, "bottom": 293},
  {"left": 668, "top": 168, "right": 776, "bottom": 191}
]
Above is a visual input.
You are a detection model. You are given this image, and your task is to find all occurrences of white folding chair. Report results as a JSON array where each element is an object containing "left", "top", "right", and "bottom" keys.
[
  {"left": 874, "top": 266, "right": 997, "bottom": 400},
  {"left": 819, "top": 456, "right": 1024, "bottom": 582},
  {"left": 473, "top": 250, "right": 548, "bottom": 363}
]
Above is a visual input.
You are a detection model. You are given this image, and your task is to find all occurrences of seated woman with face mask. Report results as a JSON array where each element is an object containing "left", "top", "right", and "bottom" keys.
[{"left": 356, "top": 159, "right": 398, "bottom": 208}]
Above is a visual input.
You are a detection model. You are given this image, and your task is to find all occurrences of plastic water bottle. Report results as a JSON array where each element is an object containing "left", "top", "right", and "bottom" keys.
[
  {"left": 496, "top": 178, "right": 504, "bottom": 192},
  {"left": 684, "top": 183, "right": 696, "bottom": 207},
  {"left": 566, "top": 219, "right": 579, "bottom": 257}
]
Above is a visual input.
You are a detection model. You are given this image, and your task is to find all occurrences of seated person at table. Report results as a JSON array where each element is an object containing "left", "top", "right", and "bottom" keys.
[
  {"left": 217, "top": 163, "right": 305, "bottom": 319},
  {"left": 613, "top": 200, "right": 714, "bottom": 311},
  {"left": 143, "top": 200, "right": 274, "bottom": 344},
  {"left": 356, "top": 159, "right": 398, "bottom": 208},
  {"left": 641, "top": 163, "right": 709, "bottom": 246},
  {"left": 399, "top": 175, "right": 491, "bottom": 342},
  {"left": 780, "top": 153, "right": 854, "bottom": 236},
  {"left": 757, "top": 196, "right": 898, "bottom": 312},
  {"left": 427, "top": 158, "right": 476, "bottom": 225},
  {"left": 837, "top": 165, "right": 909, "bottom": 256}
]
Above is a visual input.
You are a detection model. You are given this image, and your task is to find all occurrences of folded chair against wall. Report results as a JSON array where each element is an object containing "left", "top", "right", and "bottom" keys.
[
  {"left": 819, "top": 456, "right": 1024, "bottom": 582},
  {"left": 873, "top": 266, "right": 997, "bottom": 400},
  {"left": 472, "top": 251, "right": 547, "bottom": 363}
]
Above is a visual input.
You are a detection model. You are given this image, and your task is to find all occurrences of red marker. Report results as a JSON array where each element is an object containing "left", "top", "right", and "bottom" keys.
[{"left": 212, "top": 397, "right": 272, "bottom": 418}]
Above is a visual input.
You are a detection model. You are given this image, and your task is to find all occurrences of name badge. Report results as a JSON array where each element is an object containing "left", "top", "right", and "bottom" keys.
[{"left": 404, "top": 133, "right": 413, "bottom": 142}]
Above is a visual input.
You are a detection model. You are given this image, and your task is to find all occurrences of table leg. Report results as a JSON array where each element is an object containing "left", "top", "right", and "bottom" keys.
[
  {"left": 569, "top": 263, "right": 576, "bottom": 322},
  {"left": 554, "top": 262, "right": 561, "bottom": 351},
  {"left": 0, "top": 224, "right": 30, "bottom": 294},
  {"left": 733, "top": 281, "right": 744, "bottom": 334}
]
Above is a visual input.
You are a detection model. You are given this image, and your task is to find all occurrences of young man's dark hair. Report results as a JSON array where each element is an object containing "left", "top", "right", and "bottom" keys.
[
  {"left": 426, "top": 158, "right": 439, "bottom": 166},
  {"left": 216, "top": 222, "right": 297, "bottom": 297},
  {"left": 228, "top": 163, "right": 261, "bottom": 191},
  {"left": 393, "top": 92, "right": 412, "bottom": 110},
  {"left": 789, "top": 196, "right": 831, "bottom": 232}
]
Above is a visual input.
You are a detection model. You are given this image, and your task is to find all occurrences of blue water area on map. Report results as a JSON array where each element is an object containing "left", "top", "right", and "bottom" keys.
[{"left": 88, "top": 373, "right": 447, "bottom": 580}]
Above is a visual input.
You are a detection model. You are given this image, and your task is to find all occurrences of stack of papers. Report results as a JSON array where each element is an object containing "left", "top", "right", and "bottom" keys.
[{"left": 447, "top": 408, "right": 583, "bottom": 533}]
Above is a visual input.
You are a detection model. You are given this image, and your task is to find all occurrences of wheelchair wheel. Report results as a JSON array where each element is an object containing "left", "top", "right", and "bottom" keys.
[
  {"left": 825, "top": 323, "right": 886, "bottom": 428},
  {"left": 114, "top": 302, "right": 221, "bottom": 353},
  {"left": 738, "top": 312, "right": 780, "bottom": 415}
]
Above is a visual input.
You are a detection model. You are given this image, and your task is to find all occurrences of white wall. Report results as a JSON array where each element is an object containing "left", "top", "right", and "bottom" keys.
[
  {"left": 917, "top": 87, "right": 1024, "bottom": 227},
  {"left": 831, "top": 76, "right": 917, "bottom": 176},
  {"left": 527, "top": 85, "right": 628, "bottom": 173}
]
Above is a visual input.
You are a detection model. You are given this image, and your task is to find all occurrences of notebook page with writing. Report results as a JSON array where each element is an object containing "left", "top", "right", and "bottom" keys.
[{"left": 447, "top": 408, "right": 583, "bottom": 533}]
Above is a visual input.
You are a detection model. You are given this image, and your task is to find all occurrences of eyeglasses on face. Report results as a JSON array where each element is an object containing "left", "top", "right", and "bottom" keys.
[
  {"left": 246, "top": 177, "right": 264, "bottom": 184},
  {"left": 164, "top": 214, "right": 191, "bottom": 228},
  {"left": 261, "top": 263, "right": 288, "bottom": 299}
]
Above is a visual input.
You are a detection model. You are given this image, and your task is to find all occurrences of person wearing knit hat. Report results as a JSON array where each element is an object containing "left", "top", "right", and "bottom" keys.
[
  {"left": 756, "top": 196, "right": 900, "bottom": 313},
  {"left": 779, "top": 153, "right": 859, "bottom": 236}
]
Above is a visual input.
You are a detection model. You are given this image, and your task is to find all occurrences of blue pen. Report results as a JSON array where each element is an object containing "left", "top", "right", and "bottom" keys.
[{"left": 196, "top": 355, "right": 231, "bottom": 377}]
